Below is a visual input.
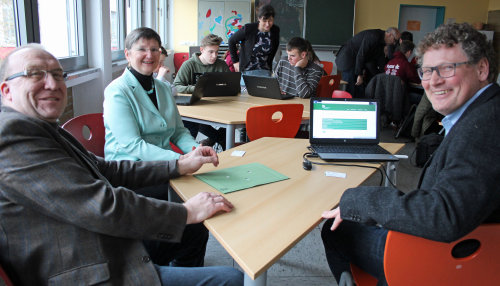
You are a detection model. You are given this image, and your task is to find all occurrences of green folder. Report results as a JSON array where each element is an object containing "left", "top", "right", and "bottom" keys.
[{"left": 194, "top": 162, "right": 289, "bottom": 194}]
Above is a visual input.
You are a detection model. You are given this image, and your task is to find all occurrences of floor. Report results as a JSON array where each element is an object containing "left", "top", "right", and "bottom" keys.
[{"left": 202, "top": 127, "right": 422, "bottom": 285}]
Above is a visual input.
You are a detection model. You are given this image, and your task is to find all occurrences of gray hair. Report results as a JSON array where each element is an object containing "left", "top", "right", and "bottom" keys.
[
  {"left": 124, "top": 27, "right": 162, "bottom": 50},
  {"left": 416, "top": 22, "right": 498, "bottom": 83}
]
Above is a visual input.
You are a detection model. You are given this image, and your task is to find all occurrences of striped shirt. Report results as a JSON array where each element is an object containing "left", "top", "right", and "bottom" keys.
[{"left": 275, "top": 58, "right": 324, "bottom": 98}]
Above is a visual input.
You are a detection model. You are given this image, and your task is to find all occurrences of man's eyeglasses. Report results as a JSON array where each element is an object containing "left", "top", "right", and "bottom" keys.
[
  {"left": 5, "top": 69, "right": 67, "bottom": 82},
  {"left": 134, "top": 47, "right": 161, "bottom": 54},
  {"left": 418, "top": 62, "right": 471, "bottom": 81}
]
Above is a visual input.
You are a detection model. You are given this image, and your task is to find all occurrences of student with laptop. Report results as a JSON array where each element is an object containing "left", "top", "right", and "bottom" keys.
[
  {"left": 173, "top": 34, "right": 229, "bottom": 148},
  {"left": 274, "top": 37, "right": 324, "bottom": 98},
  {"left": 321, "top": 23, "right": 500, "bottom": 285}
]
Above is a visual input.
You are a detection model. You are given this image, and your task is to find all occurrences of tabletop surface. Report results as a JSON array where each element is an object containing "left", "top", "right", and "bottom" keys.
[
  {"left": 170, "top": 137, "right": 404, "bottom": 279},
  {"left": 176, "top": 93, "right": 310, "bottom": 125}
]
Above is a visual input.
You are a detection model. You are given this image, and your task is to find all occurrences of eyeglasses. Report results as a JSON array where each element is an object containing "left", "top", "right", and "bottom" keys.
[
  {"left": 418, "top": 62, "right": 471, "bottom": 81},
  {"left": 5, "top": 69, "right": 67, "bottom": 82},
  {"left": 133, "top": 47, "right": 161, "bottom": 54}
]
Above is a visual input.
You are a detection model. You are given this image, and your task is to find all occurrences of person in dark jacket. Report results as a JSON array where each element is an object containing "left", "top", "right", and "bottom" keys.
[
  {"left": 322, "top": 23, "right": 500, "bottom": 285},
  {"left": 228, "top": 4, "right": 280, "bottom": 77},
  {"left": 335, "top": 27, "right": 400, "bottom": 97}
]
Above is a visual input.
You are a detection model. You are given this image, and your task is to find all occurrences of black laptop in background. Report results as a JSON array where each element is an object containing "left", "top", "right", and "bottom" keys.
[
  {"left": 243, "top": 75, "right": 294, "bottom": 100},
  {"left": 174, "top": 72, "right": 241, "bottom": 105},
  {"left": 309, "top": 97, "right": 398, "bottom": 162}
]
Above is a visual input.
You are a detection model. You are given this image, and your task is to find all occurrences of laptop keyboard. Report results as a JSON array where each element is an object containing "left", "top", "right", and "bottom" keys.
[{"left": 312, "top": 144, "right": 390, "bottom": 154}]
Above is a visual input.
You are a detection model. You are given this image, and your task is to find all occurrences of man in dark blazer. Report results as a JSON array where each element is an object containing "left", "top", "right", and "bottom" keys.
[
  {"left": 0, "top": 45, "right": 243, "bottom": 285},
  {"left": 335, "top": 27, "right": 400, "bottom": 97},
  {"left": 323, "top": 23, "right": 500, "bottom": 285}
]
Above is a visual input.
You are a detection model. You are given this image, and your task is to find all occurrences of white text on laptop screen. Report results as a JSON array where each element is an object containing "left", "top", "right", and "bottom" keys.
[{"left": 312, "top": 101, "right": 377, "bottom": 140}]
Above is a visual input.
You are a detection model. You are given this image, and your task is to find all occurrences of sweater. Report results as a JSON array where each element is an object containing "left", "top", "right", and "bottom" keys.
[
  {"left": 173, "top": 52, "right": 230, "bottom": 94},
  {"left": 274, "top": 57, "right": 324, "bottom": 98}
]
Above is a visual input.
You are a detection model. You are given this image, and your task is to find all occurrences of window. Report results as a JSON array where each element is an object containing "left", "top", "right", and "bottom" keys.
[
  {"left": 0, "top": 0, "right": 87, "bottom": 71},
  {"left": 0, "top": 0, "right": 17, "bottom": 59},
  {"left": 38, "top": 0, "right": 79, "bottom": 58},
  {"left": 110, "top": 0, "right": 136, "bottom": 61}
]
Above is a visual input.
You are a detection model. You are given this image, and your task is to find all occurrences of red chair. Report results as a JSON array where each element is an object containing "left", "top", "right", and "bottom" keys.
[
  {"left": 316, "top": 75, "right": 341, "bottom": 98},
  {"left": 0, "top": 265, "right": 13, "bottom": 286},
  {"left": 332, "top": 90, "right": 352, "bottom": 98},
  {"left": 245, "top": 104, "right": 304, "bottom": 141},
  {"left": 351, "top": 224, "right": 500, "bottom": 285},
  {"left": 62, "top": 113, "right": 105, "bottom": 157},
  {"left": 174, "top": 52, "right": 189, "bottom": 73},
  {"left": 320, "top": 61, "right": 333, "bottom": 75},
  {"left": 62, "top": 113, "right": 185, "bottom": 157}
]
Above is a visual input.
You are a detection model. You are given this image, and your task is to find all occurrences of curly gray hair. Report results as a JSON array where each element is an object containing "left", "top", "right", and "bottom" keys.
[{"left": 416, "top": 23, "right": 497, "bottom": 83}]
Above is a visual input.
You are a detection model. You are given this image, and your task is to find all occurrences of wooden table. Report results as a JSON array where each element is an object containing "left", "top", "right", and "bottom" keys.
[
  {"left": 176, "top": 94, "right": 310, "bottom": 149},
  {"left": 170, "top": 137, "right": 404, "bottom": 285}
]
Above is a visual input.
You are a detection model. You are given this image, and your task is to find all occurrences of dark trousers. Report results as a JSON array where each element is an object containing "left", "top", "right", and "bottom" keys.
[
  {"left": 321, "top": 219, "right": 388, "bottom": 285},
  {"left": 340, "top": 69, "right": 365, "bottom": 98},
  {"left": 144, "top": 222, "right": 208, "bottom": 267},
  {"left": 136, "top": 184, "right": 209, "bottom": 267}
]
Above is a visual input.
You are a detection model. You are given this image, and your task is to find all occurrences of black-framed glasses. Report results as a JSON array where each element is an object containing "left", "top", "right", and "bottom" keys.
[
  {"left": 418, "top": 61, "right": 471, "bottom": 81},
  {"left": 5, "top": 69, "right": 67, "bottom": 82}
]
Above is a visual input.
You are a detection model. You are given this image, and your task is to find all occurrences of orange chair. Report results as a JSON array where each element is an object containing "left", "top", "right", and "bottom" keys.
[
  {"left": 63, "top": 113, "right": 184, "bottom": 157},
  {"left": 320, "top": 61, "right": 333, "bottom": 75},
  {"left": 351, "top": 224, "right": 500, "bottom": 285},
  {"left": 62, "top": 113, "right": 105, "bottom": 157},
  {"left": 245, "top": 104, "right": 304, "bottom": 141},
  {"left": 316, "top": 75, "right": 341, "bottom": 98},
  {"left": 332, "top": 90, "right": 352, "bottom": 98},
  {"left": 0, "top": 265, "right": 13, "bottom": 286}
]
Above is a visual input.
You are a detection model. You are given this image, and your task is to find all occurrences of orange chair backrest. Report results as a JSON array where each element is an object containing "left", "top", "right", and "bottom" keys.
[
  {"left": 332, "top": 90, "right": 352, "bottom": 98},
  {"left": 320, "top": 61, "right": 333, "bottom": 75},
  {"left": 246, "top": 104, "right": 304, "bottom": 141},
  {"left": 62, "top": 113, "right": 105, "bottom": 157},
  {"left": 351, "top": 224, "right": 500, "bottom": 286},
  {"left": 316, "top": 75, "right": 341, "bottom": 98},
  {"left": 174, "top": 52, "right": 189, "bottom": 72}
]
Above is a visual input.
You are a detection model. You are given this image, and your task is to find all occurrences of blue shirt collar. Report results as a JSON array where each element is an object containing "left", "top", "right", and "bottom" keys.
[{"left": 442, "top": 83, "right": 492, "bottom": 135}]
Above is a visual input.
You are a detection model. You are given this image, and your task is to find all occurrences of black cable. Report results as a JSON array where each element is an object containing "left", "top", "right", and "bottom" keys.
[{"left": 302, "top": 151, "right": 396, "bottom": 187}]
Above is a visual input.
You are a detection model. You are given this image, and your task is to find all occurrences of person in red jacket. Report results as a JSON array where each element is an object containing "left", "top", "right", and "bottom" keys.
[{"left": 384, "top": 40, "right": 420, "bottom": 84}]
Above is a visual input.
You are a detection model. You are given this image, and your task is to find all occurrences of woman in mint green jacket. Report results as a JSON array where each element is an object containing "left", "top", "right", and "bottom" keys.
[{"left": 104, "top": 28, "right": 198, "bottom": 161}]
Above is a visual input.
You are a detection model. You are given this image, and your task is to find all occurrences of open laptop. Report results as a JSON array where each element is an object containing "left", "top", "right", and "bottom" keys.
[
  {"left": 309, "top": 97, "right": 398, "bottom": 161},
  {"left": 243, "top": 75, "right": 294, "bottom": 100},
  {"left": 174, "top": 72, "right": 241, "bottom": 105}
]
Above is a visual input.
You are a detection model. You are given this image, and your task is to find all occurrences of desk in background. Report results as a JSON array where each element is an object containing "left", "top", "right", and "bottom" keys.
[
  {"left": 176, "top": 94, "right": 310, "bottom": 149},
  {"left": 170, "top": 137, "right": 404, "bottom": 285}
]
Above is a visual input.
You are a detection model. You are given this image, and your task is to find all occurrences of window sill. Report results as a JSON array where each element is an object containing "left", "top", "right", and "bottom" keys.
[{"left": 65, "top": 67, "right": 100, "bottom": 88}]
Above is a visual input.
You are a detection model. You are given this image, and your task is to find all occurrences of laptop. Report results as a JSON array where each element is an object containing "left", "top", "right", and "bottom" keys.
[
  {"left": 309, "top": 97, "right": 398, "bottom": 162},
  {"left": 243, "top": 75, "right": 294, "bottom": 100},
  {"left": 174, "top": 72, "right": 241, "bottom": 105}
]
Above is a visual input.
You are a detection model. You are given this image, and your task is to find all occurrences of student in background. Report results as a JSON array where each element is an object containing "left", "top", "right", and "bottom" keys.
[
  {"left": 322, "top": 23, "right": 500, "bottom": 285},
  {"left": 228, "top": 4, "right": 280, "bottom": 77},
  {"left": 104, "top": 27, "right": 198, "bottom": 162},
  {"left": 384, "top": 40, "right": 420, "bottom": 85},
  {"left": 154, "top": 46, "right": 178, "bottom": 96},
  {"left": 275, "top": 37, "right": 324, "bottom": 98},
  {"left": 173, "top": 34, "right": 229, "bottom": 149}
]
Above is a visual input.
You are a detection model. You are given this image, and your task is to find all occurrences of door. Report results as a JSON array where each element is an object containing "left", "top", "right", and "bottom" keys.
[{"left": 398, "top": 5, "right": 445, "bottom": 45}]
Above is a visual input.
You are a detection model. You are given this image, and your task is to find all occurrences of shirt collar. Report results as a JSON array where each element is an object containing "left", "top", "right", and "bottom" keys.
[{"left": 442, "top": 83, "right": 492, "bottom": 135}]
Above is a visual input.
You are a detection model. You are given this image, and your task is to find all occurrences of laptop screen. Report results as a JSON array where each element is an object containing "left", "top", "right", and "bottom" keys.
[{"left": 310, "top": 98, "right": 380, "bottom": 144}]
